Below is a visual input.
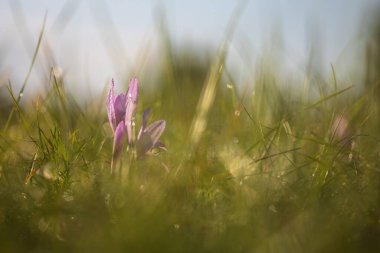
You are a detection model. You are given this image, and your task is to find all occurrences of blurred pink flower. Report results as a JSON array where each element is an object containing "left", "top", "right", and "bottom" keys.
[{"left": 330, "top": 115, "right": 354, "bottom": 150}]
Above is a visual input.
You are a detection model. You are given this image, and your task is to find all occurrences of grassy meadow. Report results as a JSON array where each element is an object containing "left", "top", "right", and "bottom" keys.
[{"left": 1, "top": 12, "right": 380, "bottom": 253}]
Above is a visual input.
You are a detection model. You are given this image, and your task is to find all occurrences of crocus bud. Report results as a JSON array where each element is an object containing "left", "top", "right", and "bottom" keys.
[
  {"left": 107, "top": 79, "right": 127, "bottom": 132},
  {"left": 125, "top": 78, "right": 139, "bottom": 144}
]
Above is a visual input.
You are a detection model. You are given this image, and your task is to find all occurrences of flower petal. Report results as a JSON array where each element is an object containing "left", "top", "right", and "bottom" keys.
[
  {"left": 137, "top": 120, "right": 166, "bottom": 156},
  {"left": 331, "top": 115, "right": 350, "bottom": 141},
  {"left": 106, "top": 79, "right": 117, "bottom": 131},
  {"left": 137, "top": 108, "right": 151, "bottom": 140},
  {"left": 330, "top": 115, "right": 354, "bottom": 149},
  {"left": 114, "top": 94, "right": 126, "bottom": 126},
  {"left": 125, "top": 78, "right": 139, "bottom": 144},
  {"left": 127, "top": 78, "right": 139, "bottom": 102},
  {"left": 113, "top": 121, "right": 126, "bottom": 160},
  {"left": 153, "top": 141, "right": 167, "bottom": 151}
]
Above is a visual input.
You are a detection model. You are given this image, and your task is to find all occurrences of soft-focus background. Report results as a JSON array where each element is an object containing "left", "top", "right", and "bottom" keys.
[
  {"left": 2, "top": 1, "right": 380, "bottom": 253},
  {"left": 0, "top": 0, "right": 379, "bottom": 98}
]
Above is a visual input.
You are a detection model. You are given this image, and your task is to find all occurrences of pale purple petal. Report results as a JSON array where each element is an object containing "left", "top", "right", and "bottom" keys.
[
  {"left": 137, "top": 108, "right": 151, "bottom": 140},
  {"left": 106, "top": 79, "right": 117, "bottom": 131},
  {"left": 113, "top": 121, "right": 126, "bottom": 160},
  {"left": 114, "top": 94, "right": 126, "bottom": 126},
  {"left": 127, "top": 78, "right": 139, "bottom": 102},
  {"left": 331, "top": 115, "right": 354, "bottom": 149},
  {"left": 137, "top": 120, "right": 166, "bottom": 156},
  {"left": 153, "top": 141, "right": 167, "bottom": 151},
  {"left": 331, "top": 115, "right": 351, "bottom": 141},
  {"left": 125, "top": 78, "right": 139, "bottom": 144},
  {"left": 143, "top": 120, "right": 166, "bottom": 145}
]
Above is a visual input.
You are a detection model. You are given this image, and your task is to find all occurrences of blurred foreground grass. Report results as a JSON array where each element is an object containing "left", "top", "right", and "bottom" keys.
[{"left": 1, "top": 33, "right": 380, "bottom": 253}]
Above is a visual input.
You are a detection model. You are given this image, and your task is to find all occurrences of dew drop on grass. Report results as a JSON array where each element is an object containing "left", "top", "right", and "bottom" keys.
[{"left": 19, "top": 93, "right": 24, "bottom": 97}]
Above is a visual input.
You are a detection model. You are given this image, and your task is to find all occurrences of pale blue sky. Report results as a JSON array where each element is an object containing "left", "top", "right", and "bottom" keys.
[{"left": 0, "top": 0, "right": 378, "bottom": 98}]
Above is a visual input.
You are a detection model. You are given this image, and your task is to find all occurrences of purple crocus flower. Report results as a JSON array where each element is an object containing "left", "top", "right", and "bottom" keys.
[
  {"left": 107, "top": 79, "right": 128, "bottom": 163},
  {"left": 107, "top": 79, "right": 127, "bottom": 132},
  {"left": 107, "top": 78, "right": 166, "bottom": 164},
  {"left": 136, "top": 108, "right": 166, "bottom": 157}
]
